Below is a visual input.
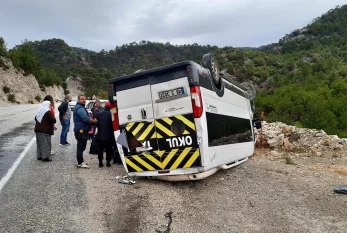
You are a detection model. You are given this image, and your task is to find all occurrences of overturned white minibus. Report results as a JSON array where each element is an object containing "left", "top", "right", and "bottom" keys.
[{"left": 109, "top": 53, "right": 257, "bottom": 181}]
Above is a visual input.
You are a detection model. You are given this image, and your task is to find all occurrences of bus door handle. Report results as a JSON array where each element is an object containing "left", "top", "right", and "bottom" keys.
[{"left": 141, "top": 108, "right": 147, "bottom": 119}]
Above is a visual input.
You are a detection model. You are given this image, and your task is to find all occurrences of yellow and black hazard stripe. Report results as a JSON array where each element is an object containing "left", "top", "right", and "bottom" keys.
[
  {"left": 153, "top": 114, "right": 196, "bottom": 139},
  {"left": 124, "top": 113, "right": 201, "bottom": 173},
  {"left": 125, "top": 121, "right": 155, "bottom": 141},
  {"left": 125, "top": 148, "right": 201, "bottom": 172},
  {"left": 125, "top": 114, "right": 196, "bottom": 140}
]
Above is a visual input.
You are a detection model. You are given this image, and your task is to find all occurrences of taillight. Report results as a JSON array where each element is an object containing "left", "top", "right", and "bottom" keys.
[
  {"left": 190, "top": 86, "right": 203, "bottom": 118},
  {"left": 158, "top": 170, "right": 170, "bottom": 174}
]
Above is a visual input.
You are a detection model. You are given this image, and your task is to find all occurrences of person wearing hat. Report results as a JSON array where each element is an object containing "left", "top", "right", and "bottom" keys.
[
  {"left": 58, "top": 95, "right": 72, "bottom": 145},
  {"left": 95, "top": 100, "right": 116, "bottom": 167}
]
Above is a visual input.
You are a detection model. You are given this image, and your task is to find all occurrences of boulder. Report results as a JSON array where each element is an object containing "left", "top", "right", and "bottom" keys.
[{"left": 268, "top": 134, "right": 284, "bottom": 148}]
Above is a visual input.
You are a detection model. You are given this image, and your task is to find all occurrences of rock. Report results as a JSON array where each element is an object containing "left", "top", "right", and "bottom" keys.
[
  {"left": 255, "top": 121, "right": 347, "bottom": 157},
  {"left": 66, "top": 76, "right": 86, "bottom": 97},
  {"left": 283, "top": 138, "right": 290, "bottom": 149},
  {"left": 315, "top": 133, "right": 325, "bottom": 137},
  {"left": 268, "top": 134, "right": 284, "bottom": 148},
  {"left": 281, "top": 126, "right": 292, "bottom": 135},
  {"left": 318, "top": 129, "right": 327, "bottom": 135},
  {"left": 321, "top": 139, "right": 330, "bottom": 147},
  {"left": 289, "top": 133, "right": 300, "bottom": 143}
]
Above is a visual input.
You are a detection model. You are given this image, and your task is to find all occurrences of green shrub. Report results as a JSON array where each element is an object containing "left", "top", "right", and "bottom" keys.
[
  {"left": 3, "top": 86, "right": 10, "bottom": 93},
  {"left": 294, "top": 121, "right": 303, "bottom": 128},
  {"left": 7, "top": 94, "right": 16, "bottom": 103},
  {"left": 284, "top": 156, "right": 298, "bottom": 165},
  {"left": 28, "top": 100, "right": 34, "bottom": 104},
  {"left": 35, "top": 95, "right": 41, "bottom": 102}
]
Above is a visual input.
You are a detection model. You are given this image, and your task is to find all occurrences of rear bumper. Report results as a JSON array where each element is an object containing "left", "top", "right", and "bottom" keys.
[
  {"left": 127, "top": 167, "right": 201, "bottom": 177},
  {"left": 127, "top": 156, "right": 249, "bottom": 181},
  {"left": 154, "top": 167, "right": 219, "bottom": 181}
]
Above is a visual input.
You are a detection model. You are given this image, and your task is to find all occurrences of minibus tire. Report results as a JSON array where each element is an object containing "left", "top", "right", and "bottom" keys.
[{"left": 202, "top": 53, "right": 221, "bottom": 87}]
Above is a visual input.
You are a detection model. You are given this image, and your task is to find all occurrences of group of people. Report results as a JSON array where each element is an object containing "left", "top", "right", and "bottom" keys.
[{"left": 34, "top": 94, "right": 121, "bottom": 168}]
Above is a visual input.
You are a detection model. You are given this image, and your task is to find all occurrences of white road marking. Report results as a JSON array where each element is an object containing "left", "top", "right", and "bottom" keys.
[
  {"left": 0, "top": 112, "right": 59, "bottom": 193},
  {"left": 0, "top": 136, "right": 36, "bottom": 193}
]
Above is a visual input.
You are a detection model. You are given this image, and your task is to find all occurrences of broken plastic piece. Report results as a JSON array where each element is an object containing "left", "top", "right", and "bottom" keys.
[
  {"left": 136, "top": 146, "right": 152, "bottom": 152},
  {"left": 118, "top": 179, "right": 136, "bottom": 185},
  {"left": 334, "top": 185, "right": 347, "bottom": 194}
]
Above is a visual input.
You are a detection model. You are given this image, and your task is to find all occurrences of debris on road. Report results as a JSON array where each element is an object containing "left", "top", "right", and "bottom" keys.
[
  {"left": 118, "top": 175, "right": 136, "bottom": 185},
  {"left": 156, "top": 211, "right": 173, "bottom": 233},
  {"left": 334, "top": 185, "right": 347, "bottom": 194}
]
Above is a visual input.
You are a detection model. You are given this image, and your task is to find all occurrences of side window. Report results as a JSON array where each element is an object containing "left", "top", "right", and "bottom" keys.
[{"left": 206, "top": 112, "right": 253, "bottom": 147}]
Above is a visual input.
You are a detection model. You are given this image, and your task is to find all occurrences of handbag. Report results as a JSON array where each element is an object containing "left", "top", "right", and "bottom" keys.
[{"left": 89, "top": 136, "right": 98, "bottom": 154}]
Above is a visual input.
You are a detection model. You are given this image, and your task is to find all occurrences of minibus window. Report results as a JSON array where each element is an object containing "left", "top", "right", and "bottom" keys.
[{"left": 207, "top": 113, "right": 253, "bottom": 146}]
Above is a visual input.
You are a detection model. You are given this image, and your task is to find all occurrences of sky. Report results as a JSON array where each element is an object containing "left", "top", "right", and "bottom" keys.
[{"left": 0, "top": 0, "right": 346, "bottom": 52}]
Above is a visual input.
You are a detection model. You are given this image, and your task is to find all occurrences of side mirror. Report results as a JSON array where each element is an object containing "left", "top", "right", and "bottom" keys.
[{"left": 253, "top": 120, "right": 262, "bottom": 129}]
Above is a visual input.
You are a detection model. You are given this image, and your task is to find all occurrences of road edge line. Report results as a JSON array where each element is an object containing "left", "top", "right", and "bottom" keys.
[
  {"left": 0, "top": 111, "right": 60, "bottom": 193},
  {"left": 0, "top": 136, "right": 36, "bottom": 193}
]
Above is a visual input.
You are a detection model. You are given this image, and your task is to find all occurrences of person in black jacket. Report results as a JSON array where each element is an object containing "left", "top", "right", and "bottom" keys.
[
  {"left": 58, "top": 95, "right": 72, "bottom": 145},
  {"left": 95, "top": 101, "right": 116, "bottom": 167}
]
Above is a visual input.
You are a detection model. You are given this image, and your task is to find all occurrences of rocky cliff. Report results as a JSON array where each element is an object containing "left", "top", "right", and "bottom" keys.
[
  {"left": 65, "top": 76, "right": 86, "bottom": 98},
  {"left": 0, "top": 56, "right": 65, "bottom": 105}
]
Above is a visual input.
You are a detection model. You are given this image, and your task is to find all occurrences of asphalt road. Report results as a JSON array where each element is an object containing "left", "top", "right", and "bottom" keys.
[
  {"left": 0, "top": 104, "right": 346, "bottom": 233},
  {"left": 0, "top": 104, "right": 41, "bottom": 180}
]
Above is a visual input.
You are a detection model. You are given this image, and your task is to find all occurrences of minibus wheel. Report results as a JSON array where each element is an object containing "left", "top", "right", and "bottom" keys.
[{"left": 202, "top": 53, "right": 221, "bottom": 87}]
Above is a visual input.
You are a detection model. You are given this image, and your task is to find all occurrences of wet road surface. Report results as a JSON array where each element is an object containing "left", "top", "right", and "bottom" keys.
[{"left": 0, "top": 104, "right": 40, "bottom": 180}]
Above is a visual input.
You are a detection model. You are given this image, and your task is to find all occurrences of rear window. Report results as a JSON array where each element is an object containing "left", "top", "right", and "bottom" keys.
[{"left": 115, "top": 68, "right": 187, "bottom": 92}]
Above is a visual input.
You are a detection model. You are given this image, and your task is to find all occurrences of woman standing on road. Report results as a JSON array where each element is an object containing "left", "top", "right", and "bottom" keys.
[
  {"left": 43, "top": 95, "right": 57, "bottom": 155},
  {"left": 35, "top": 100, "right": 56, "bottom": 162}
]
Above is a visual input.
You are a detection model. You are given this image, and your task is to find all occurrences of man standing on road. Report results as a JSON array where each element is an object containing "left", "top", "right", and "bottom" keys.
[
  {"left": 95, "top": 101, "right": 115, "bottom": 168},
  {"left": 73, "top": 94, "right": 98, "bottom": 168},
  {"left": 58, "top": 95, "right": 72, "bottom": 145}
]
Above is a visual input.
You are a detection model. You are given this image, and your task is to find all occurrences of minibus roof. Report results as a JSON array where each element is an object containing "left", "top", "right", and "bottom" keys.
[{"left": 109, "top": 61, "right": 195, "bottom": 84}]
